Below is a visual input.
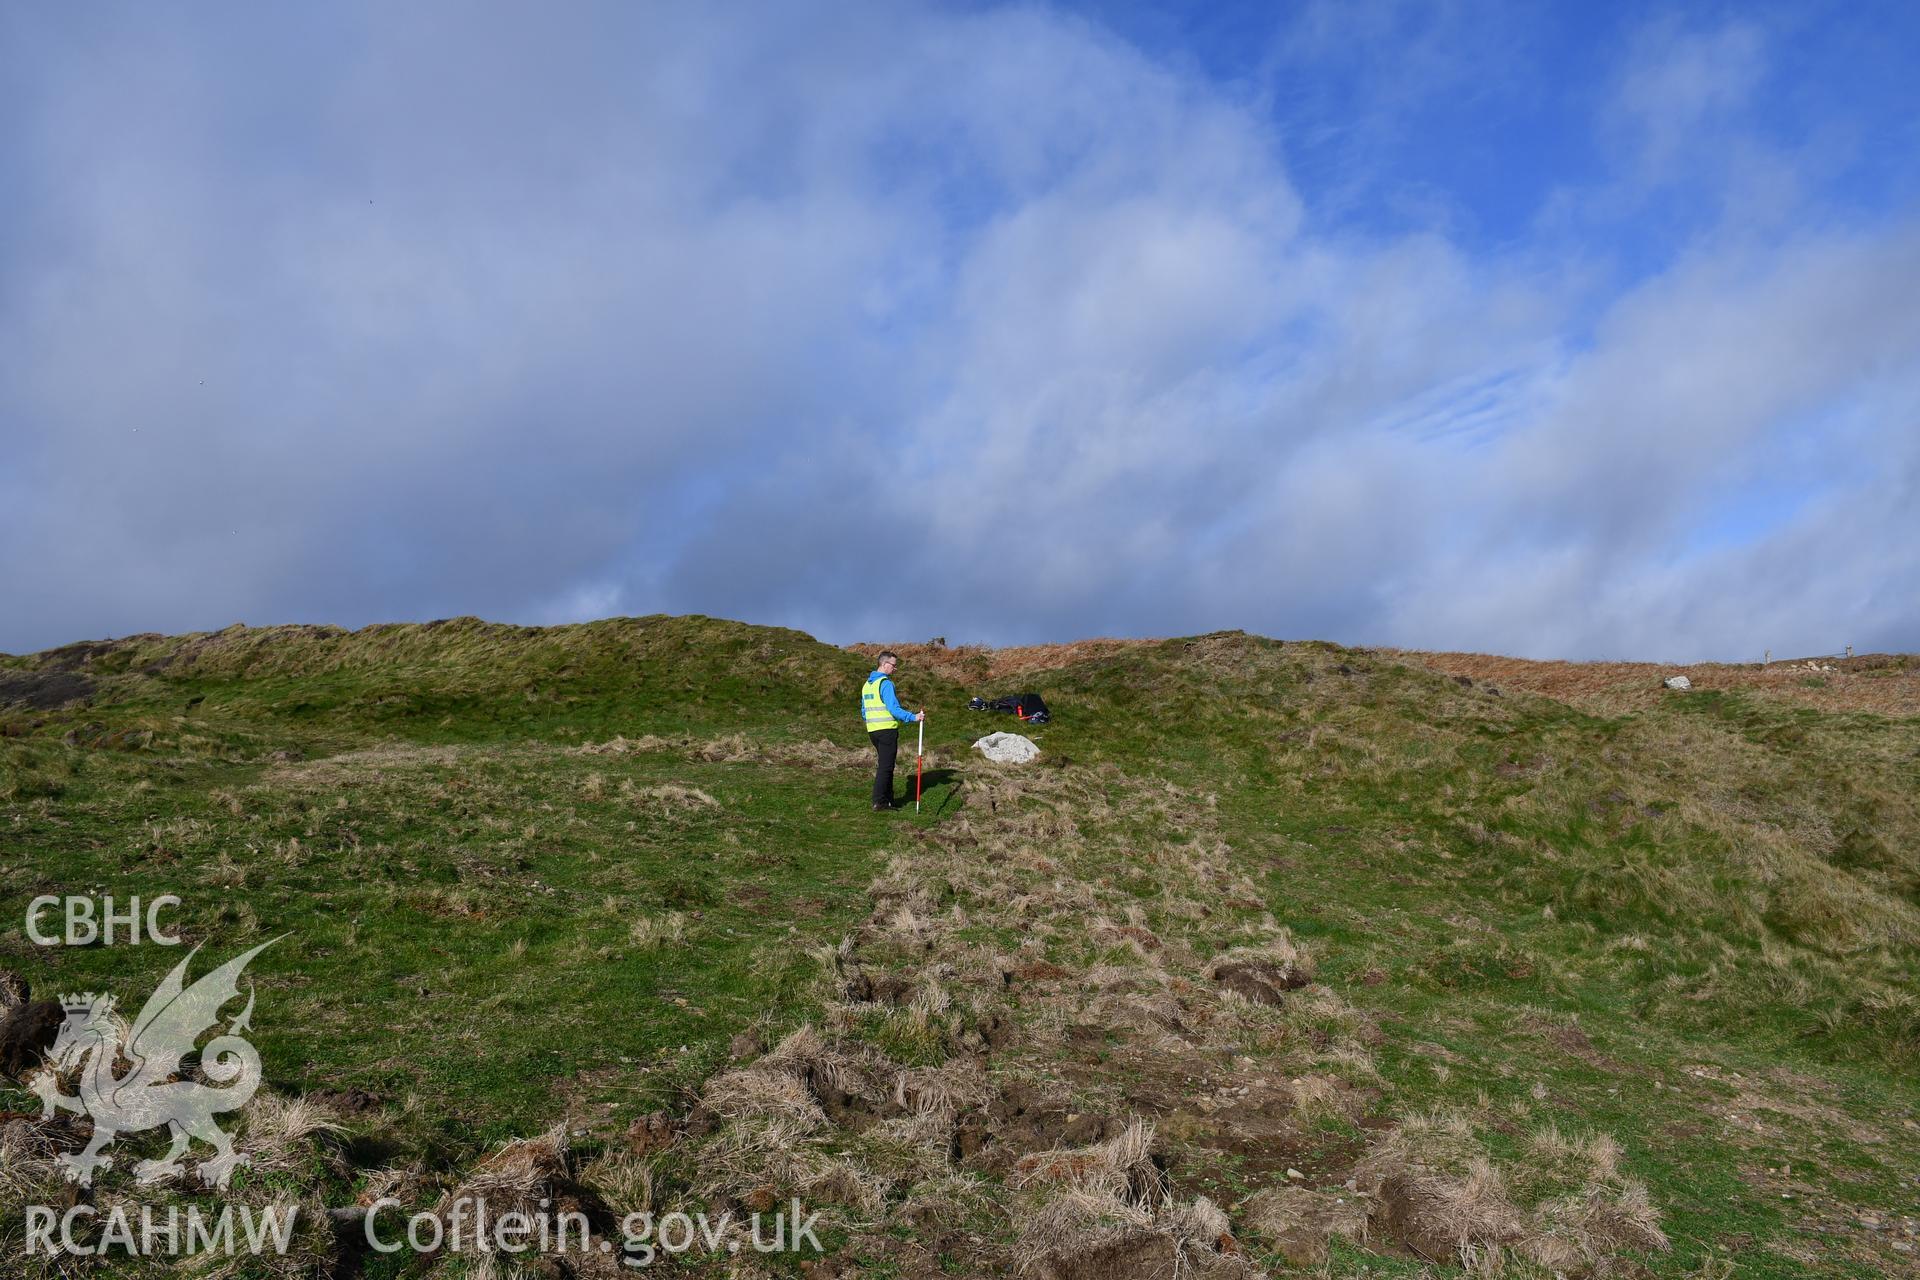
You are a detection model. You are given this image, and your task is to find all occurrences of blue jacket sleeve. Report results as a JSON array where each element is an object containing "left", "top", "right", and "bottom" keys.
[{"left": 879, "top": 677, "right": 916, "bottom": 722}]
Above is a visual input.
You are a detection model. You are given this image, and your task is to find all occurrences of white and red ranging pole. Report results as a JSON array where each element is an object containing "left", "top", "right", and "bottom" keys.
[{"left": 915, "top": 716, "right": 924, "bottom": 812}]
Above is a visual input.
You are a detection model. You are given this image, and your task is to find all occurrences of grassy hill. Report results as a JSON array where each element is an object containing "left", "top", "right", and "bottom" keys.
[{"left": 2, "top": 617, "right": 1916, "bottom": 1277}]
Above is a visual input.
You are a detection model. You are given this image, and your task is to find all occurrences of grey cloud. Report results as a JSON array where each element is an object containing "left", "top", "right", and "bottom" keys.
[{"left": 1, "top": 2, "right": 1915, "bottom": 660}]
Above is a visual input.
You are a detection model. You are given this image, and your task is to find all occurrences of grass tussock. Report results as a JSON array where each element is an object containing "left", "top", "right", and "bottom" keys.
[
  {"left": 7, "top": 615, "right": 1917, "bottom": 1276},
  {"left": 241, "top": 1092, "right": 349, "bottom": 1177},
  {"left": 1357, "top": 1110, "right": 1669, "bottom": 1275},
  {"left": 619, "top": 779, "right": 718, "bottom": 810},
  {"left": 1008, "top": 1119, "right": 1246, "bottom": 1278},
  {"left": 627, "top": 910, "right": 689, "bottom": 949}
]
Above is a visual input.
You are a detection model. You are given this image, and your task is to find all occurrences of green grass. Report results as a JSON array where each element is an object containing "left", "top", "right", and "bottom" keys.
[
  {"left": 7, "top": 748, "right": 911, "bottom": 1141},
  {"left": 3, "top": 617, "right": 1916, "bottom": 1276}
]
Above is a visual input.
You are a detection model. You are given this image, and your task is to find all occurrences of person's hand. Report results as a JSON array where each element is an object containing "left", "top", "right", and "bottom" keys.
[{"left": 916, "top": 711, "right": 926, "bottom": 722}]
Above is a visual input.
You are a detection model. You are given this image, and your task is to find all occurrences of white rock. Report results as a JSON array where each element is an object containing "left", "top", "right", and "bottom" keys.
[
  {"left": 1663, "top": 675, "right": 1691, "bottom": 690},
  {"left": 973, "top": 731, "right": 1040, "bottom": 764}
]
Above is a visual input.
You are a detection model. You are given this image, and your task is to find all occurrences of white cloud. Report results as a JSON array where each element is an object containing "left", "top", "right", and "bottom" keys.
[
  {"left": 0, "top": 2, "right": 1913, "bottom": 660},
  {"left": 1613, "top": 18, "right": 1767, "bottom": 179}
]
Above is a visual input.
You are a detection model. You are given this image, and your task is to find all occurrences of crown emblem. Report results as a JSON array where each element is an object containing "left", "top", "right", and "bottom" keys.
[{"left": 38, "top": 939, "right": 280, "bottom": 1191}]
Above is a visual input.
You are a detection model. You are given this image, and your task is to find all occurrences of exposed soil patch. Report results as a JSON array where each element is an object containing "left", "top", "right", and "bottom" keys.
[
  {"left": 0, "top": 972, "right": 63, "bottom": 1080},
  {"left": 1028, "top": 1229, "right": 1183, "bottom": 1280},
  {"left": 1010, "top": 960, "right": 1073, "bottom": 983},
  {"left": 623, "top": 1110, "right": 679, "bottom": 1155},
  {"left": 0, "top": 670, "right": 95, "bottom": 709},
  {"left": 1210, "top": 960, "right": 1308, "bottom": 1007},
  {"left": 1735, "top": 1160, "right": 1920, "bottom": 1273},
  {"left": 308, "top": 1087, "right": 385, "bottom": 1116},
  {"left": 844, "top": 968, "right": 914, "bottom": 1005},
  {"left": 1243, "top": 1184, "right": 1373, "bottom": 1267},
  {"left": 962, "top": 1082, "right": 1122, "bottom": 1167},
  {"left": 1528, "top": 1017, "right": 1632, "bottom": 1074},
  {"left": 33, "top": 639, "right": 126, "bottom": 672}
]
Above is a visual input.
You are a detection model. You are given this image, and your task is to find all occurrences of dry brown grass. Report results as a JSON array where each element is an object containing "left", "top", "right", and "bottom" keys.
[
  {"left": 1413, "top": 682, "right": 1920, "bottom": 968},
  {"left": 257, "top": 743, "right": 464, "bottom": 791},
  {"left": 628, "top": 911, "right": 689, "bottom": 949},
  {"left": 0, "top": 1113, "right": 65, "bottom": 1215},
  {"left": 1205, "top": 933, "right": 1316, "bottom": 990},
  {"left": 1241, "top": 1184, "right": 1371, "bottom": 1267},
  {"left": 1395, "top": 649, "right": 1920, "bottom": 716},
  {"left": 179, "top": 1197, "right": 339, "bottom": 1280},
  {"left": 618, "top": 780, "right": 718, "bottom": 810},
  {"left": 421, "top": 1125, "right": 626, "bottom": 1278},
  {"left": 437, "top": 1126, "right": 573, "bottom": 1218},
  {"left": 582, "top": 734, "right": 1684, "bottom": 1275},
  {"left": 1015, "top": 1186, "right": 1252, "bottom": 1280},
  {"left": 0, "top": 1102, "right": 345, "bottom": 1280},
  {"left": 1013, "top": 1120, "right": 1169, "bottom": 1208},
  {"left": 241, "top": 1092, "right": 349, "bottom": 1176},
  {"left": 574, "top": 732, "right": 868, "bottom": 770},
  {"left": 846, "top": 638, "right": 1158, "bottom": 685},
  {"left": 1356, "top": 1109, "right": 1668, "bottom": 1275}
]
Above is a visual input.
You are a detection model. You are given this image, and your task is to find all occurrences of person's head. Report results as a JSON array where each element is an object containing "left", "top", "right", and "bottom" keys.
[{"left": 877, "top": 650, "right": 899, "bottom": 675}]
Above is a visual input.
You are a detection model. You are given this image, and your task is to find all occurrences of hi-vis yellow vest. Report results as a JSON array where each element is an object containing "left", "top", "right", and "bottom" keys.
[{"left": 861, "top": 674, "right": 901, "bottom": 733}]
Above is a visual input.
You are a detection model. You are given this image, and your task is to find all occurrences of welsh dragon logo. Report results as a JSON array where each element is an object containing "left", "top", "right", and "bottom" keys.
[{"left": 31, "top": 940, "right": 279, "bottom": 1188}]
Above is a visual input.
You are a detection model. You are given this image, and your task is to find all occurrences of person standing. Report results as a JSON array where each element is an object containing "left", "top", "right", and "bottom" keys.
[{"left": 861, "top": 651, "right": 924, "bottom": 810}]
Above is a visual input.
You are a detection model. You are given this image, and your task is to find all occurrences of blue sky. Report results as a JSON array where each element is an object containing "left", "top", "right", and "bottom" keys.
[{"left": 2, "top": 1, "right": 1916, "bottom": 659}]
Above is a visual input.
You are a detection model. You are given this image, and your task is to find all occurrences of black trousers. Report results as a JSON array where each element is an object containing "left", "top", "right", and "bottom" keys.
[{"left": 869, "top": 728, "right": 899, "bottom": 806}]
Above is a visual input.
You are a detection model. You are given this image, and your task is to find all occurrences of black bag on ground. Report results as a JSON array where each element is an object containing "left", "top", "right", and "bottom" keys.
[{"left": 971, "top": 692, "right": 1049, "bottom": 722}]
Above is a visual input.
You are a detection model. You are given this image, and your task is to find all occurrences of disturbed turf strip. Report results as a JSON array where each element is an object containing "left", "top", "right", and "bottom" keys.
[
  {"left": 3, "top": 739, "right": 1676, "bottom": 1278},
  {"left": 659, "top": 760, "right": 1683, "bottom": 1278},
  {"left": 4, "top": 617, "right": 1919, "bottom": 1276}
]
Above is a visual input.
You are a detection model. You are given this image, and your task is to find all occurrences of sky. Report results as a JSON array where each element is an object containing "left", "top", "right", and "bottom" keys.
[{"left": 3, "top": 1, "right": 1916, "bottom": 661}]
